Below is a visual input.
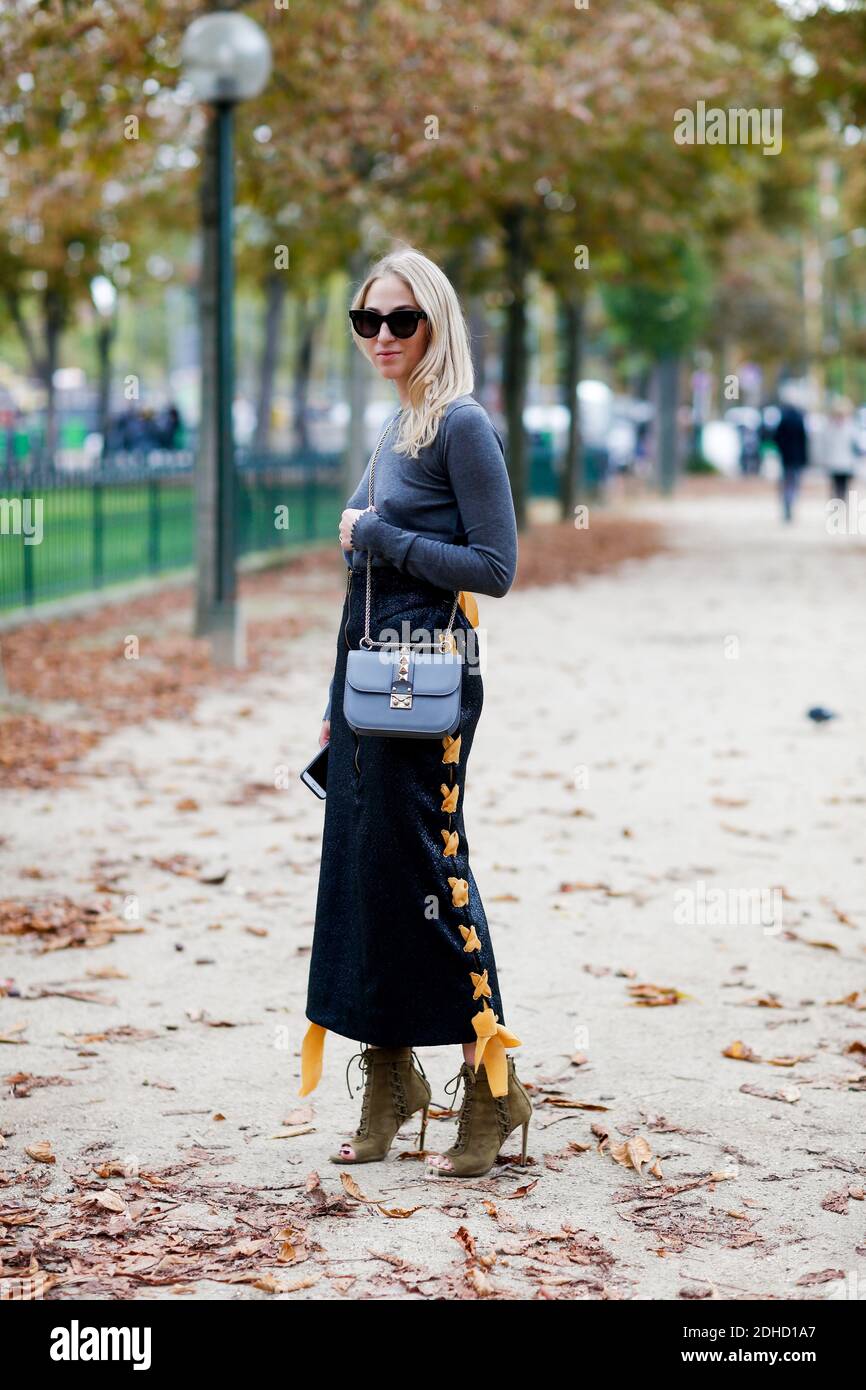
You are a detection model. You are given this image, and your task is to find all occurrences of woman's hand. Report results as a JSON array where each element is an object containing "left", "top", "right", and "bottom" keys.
[
  {"left": 319, "top": 720, "right": 330, "bottom": 749},
  {"left": 339, "top": 506, "right": 375, "bottom": 550}
]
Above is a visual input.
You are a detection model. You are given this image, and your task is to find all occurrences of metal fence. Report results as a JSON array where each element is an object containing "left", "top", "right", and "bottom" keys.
[
  {"left": 0, "top": 447, "right": 345, "bottom": 613},
  {"left": 0, "top": 436, "right": 580, "bottom": 615}
]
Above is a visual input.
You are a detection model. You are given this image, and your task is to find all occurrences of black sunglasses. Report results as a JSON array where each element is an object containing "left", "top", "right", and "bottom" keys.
[{"left": 349, "top": 308, "right": 429, "bottom": 339}]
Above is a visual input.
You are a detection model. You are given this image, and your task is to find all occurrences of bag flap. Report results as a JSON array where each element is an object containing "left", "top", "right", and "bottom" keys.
[{"left": 346, "top": 649, "right": 461, "bottom": 696}]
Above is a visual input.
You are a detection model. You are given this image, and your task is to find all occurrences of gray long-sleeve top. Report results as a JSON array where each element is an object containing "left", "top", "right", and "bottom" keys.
[{"left": 321, "top": 394, "right": 517, "bottom": 721}]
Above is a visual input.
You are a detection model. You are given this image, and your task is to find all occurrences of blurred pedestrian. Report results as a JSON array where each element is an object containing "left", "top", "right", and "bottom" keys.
[
  {"left": 817, "top": 396, "right": 860, "bottom": 503},
  {"left": 737, "top": 421, "right": 762, "bottom": 475},
  {"left": 154, "top": 403, "right": 182, "bottom": 449},
  {"left": 138, "top": 406, "right": 159, "bottom": 449},
  {"left": 116, "top": 406, "right": 150, "bottom": 450},
  {"left": 772, "top": 389, "right": 809, "bottom": 522}
]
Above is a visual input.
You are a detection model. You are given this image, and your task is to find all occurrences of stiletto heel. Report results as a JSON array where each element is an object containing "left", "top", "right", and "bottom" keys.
[
  {"left": 520, "top": 1118, "right": 530, "bottom": 1165},
  {"left": 418, "top": 1103, "right": 429, "bottom": 1151}
]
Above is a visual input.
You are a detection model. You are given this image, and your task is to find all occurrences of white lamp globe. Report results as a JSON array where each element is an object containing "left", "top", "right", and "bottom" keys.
[{"left": 181, "top": 12, "right": 272, "bottom": 103}]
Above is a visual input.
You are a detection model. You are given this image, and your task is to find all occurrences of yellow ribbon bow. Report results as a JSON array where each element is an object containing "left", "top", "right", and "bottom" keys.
[
  {"left": 298, "top": 1021, "right": 327, "bottom": 1097},
  {"left": 471, "top": 1003, "right": 522, "bottom": 1097},
  {"left": 440, "top": 782, "right": 459, "bottom": 813},
  {"left": 448, "top": 876, "right": 469, "bottom": 907},
  {"left": 441, "top": 734, "right": 461, "bottom": 765},
  {"left": 459, "top": 923, "right": 482, "bottom": 952},
  {"left": 470, "top": 968, "right": 492, "bottom": 1000},
  {"left": 441, "top": 828, "right": 459, "bottom": 857}
]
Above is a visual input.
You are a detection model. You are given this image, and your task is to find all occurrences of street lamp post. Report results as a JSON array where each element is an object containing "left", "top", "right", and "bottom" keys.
[
  {"left": 181, "top": 11, "right": 271, "bottom": 666},
  {"left": 90, "top": 274, "right": 118, "bottom": 460}
]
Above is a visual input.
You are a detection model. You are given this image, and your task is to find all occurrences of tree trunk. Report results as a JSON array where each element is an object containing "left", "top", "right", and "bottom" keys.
[
  {"left": 5, "top": 285, "right": 65, "bottom": 465},
  {"left": 345, "top": 247, "right": 369, "bottom": 500},
  {"left": 253, "top": 268, "right": 286, "bottom": 453},
  {"left": 467, "top": 294, "right": 487, "bottom": 399},
  {"left": 501, "top": 207, "right": 529, "bottom": 530},
  {"left": 557, "top": 291, "right": 584, "bottom": 519},
  {"left": 42, "top": 288, "right": 66, "bottom": 463},
  {"left": 443, "top": 250, "right": 465, "bottom": 297},
  {"left": 292, "top": 289, "right": 323, "bottom": 453},
  {"left": 5, "top": 288, "right": 40, "bottom": 380}
]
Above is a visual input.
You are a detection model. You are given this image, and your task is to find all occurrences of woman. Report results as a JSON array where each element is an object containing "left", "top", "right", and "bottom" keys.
[
  {"left": 297, "top": 245, "right": 531, "bottom": 1178},
  {"left": 818, "top": 396, "right": 861, "bottom": 503}
]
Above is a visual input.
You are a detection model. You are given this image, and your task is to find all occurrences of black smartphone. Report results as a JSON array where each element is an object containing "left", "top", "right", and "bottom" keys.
[{"left": 300, "top": 742, "right": 329, "bottom": 799}]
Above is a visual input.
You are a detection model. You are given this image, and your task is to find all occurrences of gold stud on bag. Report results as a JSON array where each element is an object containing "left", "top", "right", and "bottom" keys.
[
  {"left": 390, "top": 645, "right": 413, "bottom": 708},
  {"left": 343, "top": 417, "right": 463, "bottom": 740}
]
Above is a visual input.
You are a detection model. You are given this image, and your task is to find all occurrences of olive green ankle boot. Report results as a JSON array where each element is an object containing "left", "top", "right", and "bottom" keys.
[
  {"left": 330, "top": 1045, "right": 431, "bottom": 1164},
  {"left": 426, "top": 1054, "right": 532, "bottom": 1178}
]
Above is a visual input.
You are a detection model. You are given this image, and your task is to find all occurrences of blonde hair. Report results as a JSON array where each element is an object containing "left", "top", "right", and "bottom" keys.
[{"left": 349, "top": 245, "right": 474, "bottom": 457}]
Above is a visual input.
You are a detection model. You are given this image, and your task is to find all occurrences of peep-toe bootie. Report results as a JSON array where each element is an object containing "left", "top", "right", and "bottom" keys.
[
  {"left": 426, "top": 1053, "right": 531, "bottom": 1178},
  {"left": 330, "top": 1045, "right": 431, "bottom": 1164}
]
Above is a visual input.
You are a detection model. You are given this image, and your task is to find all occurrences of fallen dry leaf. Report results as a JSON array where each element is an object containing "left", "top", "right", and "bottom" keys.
[
  {"left": 0, "top": 896, "right": 139, "bottom": 952},
  {"left": 25, "top": 1141, "right": 55, "bottom": 1164},
  {"left": 542, "top": 1098, "right": 609, "bottom": 1111},
  {"left": 506, "top": 1180, "right": 538, "bottom": 1199},
  {"left": 0, "top": 1021, "right": 28, "bottom": 1044},
  {"left": 628, "top": 983, "right": 689, "bottom": 1007},
  {"left": 609, "top": 1136, "right": 655, "bottom": 1176},
  {"left": 0, "top": 1206, "right": 39, "bottom": 1225},
  {"left": 723, "top": 1041, "right": 761, "bottom": 1063},
  {"left": 740, "top": 1083, "right": 800, "bottom": 1104},
  {"left": 466, "top": 1265, "right": 496, "bottom": 1297},
  {"left": 94, "top": 1190, "right": 127, "bottom": 1213},
  {"left": 339, "top": 1172, "right": 376, "bottom": 1203}
]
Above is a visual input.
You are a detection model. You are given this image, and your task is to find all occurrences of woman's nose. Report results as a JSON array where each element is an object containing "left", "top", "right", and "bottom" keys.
[{"left": 377, "top": 323, "right": 396, "bottom": 344}]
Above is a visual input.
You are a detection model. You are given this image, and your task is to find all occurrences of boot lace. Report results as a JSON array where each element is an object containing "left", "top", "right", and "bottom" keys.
[
  {"left": 343, "top": 1046, "right": 430, "bottom": 1138},
  {"left": 441, "top": 1062, "right": 512, "bottom": 1152},
  {"left": 443, "top": 1064, "right": 474, "bottom": 1154},
  {"left": 344, "top": 1046, "right": 374, "bottom": 1138}
]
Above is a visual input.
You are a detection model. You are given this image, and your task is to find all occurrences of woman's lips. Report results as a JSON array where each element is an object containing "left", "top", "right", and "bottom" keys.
[{"left": 377, "top": 350, "right": 399, "bottom": 358}]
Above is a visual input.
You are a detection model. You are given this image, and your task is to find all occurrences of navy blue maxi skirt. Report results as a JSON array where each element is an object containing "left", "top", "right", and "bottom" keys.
[{"left": 304, "top": 562, "right": 506, "bottom": 1047}]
